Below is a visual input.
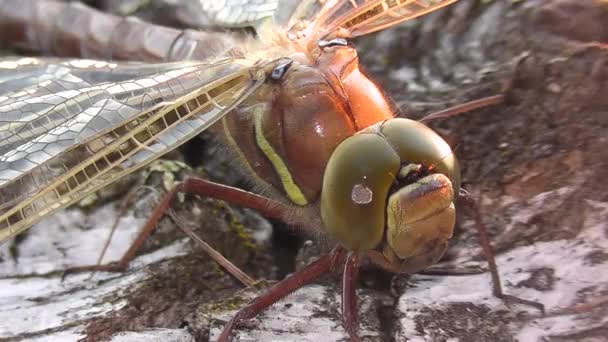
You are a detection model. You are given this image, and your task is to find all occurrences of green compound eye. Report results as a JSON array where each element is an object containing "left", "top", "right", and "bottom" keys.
[
  {"left": 321, "top": 132, "right": 400, "bottom": 252},
  {"left": 380, "top": 118, "right": 460, "bottom": 192},
  {"left": 321, "top": 118, "right": 460, "bottom": 256}
]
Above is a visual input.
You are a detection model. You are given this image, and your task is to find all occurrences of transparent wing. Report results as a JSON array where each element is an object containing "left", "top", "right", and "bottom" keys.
[
  {"left": 0, "top": 56, "right": 266, "bottom": 243},
  {"left": 191, "top": 0, "right": 280, "bottom": 27},
  {"left": 288, "top": 0, "right": 458, "bottom": 40},
  {"left": 102, "top": 0, "right": 282, "bottom": 28}
]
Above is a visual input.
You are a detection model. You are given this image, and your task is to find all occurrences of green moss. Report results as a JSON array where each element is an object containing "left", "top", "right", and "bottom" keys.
[
  {"left": 208, "top": 198, "right": 258, "bottom": 251},
  {"left": 143, "top": 160, "right": 189, "bottom": 191},
  {"left": 78, "top": 192, "right": 100, "bottom": 207},
  {"left": 227, "top": 215, "right": 257, "bottom": 250}
]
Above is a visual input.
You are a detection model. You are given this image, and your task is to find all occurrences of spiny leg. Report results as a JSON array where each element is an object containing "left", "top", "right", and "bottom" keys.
[
  {"left": 342, "top": 252, "right": 362, "bottom": 342},
  {"left": 90, "top": 186, "right": 158, "bottom": 278},
  {"left": 418, "top": 265, "right": 485, "bottom": 276},
  {"left": 419, "top": 52, "right": 532, "bottom": 125},
  {"left": 418, "top": 94, "right": 505, "bottom": 124},
  {"left": 63, "top": 177, "right": 292, "bottom": 288},
  {"left": 62, "top": 183, "right": 180, "bottom": 277},
  {"left": 416, "top": 74, "right": 544, "bottom": 311},
  {"left": 458, "top": 189, "right": 545, "bottom": 313},
  {"left": 168, "top": 210, "right": 255, "bottom": 287},
  {"left": 218, "top": 246, "right": 346, "bottom": 342}
]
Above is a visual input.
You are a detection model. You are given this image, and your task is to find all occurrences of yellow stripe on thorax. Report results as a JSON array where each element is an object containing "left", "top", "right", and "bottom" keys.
[{"left": 253, "top": 107, "right": 308, "bottom": 206}]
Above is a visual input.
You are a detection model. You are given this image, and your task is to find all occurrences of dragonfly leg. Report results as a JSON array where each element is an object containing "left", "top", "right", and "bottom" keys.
[
  {"left": 62, "top": 183, "right": 181, "bottom": 278},
  {"left": 418, "top": 265, "right": 486, "bottom": 276},
  {"left": 63, "top": 177, "right": 293, "bottom": 285},
  {"left": 457, "top": 189, "right": 545, "bottom": 314},
  {"left": 418, "top": 94, "right": 505, "bottom": 124},
  {"left": 217, "top": 246, "right": 346, "bottom": 342},
  {"left": 418, "top": 52, "right": 533, "bottom": 125},
  {"left": 92, "top": 186, "right": 154, "bottom": 275},
  {"left": 177, "top": 177, "right": 292, "bottom": 222},
  {"left": 342, "top": 252, "right": 362, "bottom": 342}
]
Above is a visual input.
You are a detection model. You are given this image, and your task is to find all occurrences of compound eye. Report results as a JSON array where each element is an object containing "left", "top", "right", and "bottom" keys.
[
  {"left": 380, "top": 119, "right": 461, "bottom": 192},
  {"left": 321, "top": 132, "right": 400, "bottom": 252}
]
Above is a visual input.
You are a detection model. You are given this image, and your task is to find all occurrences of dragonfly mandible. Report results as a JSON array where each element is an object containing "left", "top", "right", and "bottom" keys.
[{"left": 0, "top": 0, "right": 543, "bottom": 340}]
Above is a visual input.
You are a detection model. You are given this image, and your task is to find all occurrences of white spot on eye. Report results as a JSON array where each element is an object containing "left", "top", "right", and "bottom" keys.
[{"left": 352, "top": 184, "right": 373, "bottom": 204}]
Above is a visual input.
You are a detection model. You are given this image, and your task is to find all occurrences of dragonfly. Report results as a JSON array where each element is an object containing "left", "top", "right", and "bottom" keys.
[{"left": 0, "top": 0, "right": 543, "bottom": 340}]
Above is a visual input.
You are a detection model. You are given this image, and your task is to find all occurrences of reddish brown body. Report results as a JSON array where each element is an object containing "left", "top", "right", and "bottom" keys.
[{"left": 221, "top": 43, "right": 393, "bottom": 206}]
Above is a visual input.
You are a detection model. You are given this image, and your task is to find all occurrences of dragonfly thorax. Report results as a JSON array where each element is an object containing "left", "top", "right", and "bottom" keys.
[{"left": 220, "top": 46, "right": 394, "bottom": 209}]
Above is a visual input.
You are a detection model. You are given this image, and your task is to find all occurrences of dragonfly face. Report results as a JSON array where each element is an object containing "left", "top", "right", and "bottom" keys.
[
  {"left": 322, "top": 118, "right": 460, "bottom": 273},
  {"left": 221, "top": 32, "right": 460, "bottom": 272}
]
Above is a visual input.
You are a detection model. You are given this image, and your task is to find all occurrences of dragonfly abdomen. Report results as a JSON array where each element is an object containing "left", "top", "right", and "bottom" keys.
[{"left": 0, "top": 0, "right": 239, "bottom": 62}]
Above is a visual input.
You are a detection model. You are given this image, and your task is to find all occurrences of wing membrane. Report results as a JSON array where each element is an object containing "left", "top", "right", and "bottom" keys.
[
  {"left": 289, "top": 0, "right": 457, "bottom": 40},
  {"left": 0, "top": 57, "right": 266, "bottom": 243},
  {"left": 193, "top": 0, "right": 280, "bottom": 27}
]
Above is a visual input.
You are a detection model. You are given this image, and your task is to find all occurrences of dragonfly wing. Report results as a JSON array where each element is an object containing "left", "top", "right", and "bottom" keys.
[
  {"left": 0, "top": 58, "right": 204, "bottom": 153},
  {"left": 174, "top": 0, "right": 281, "bottom": 28},
  {"left": 0, "top": 56, "right": 266, "bottom": 243},
  {"left": 289, "top": 0, "right": 458, "bottom": 40}
]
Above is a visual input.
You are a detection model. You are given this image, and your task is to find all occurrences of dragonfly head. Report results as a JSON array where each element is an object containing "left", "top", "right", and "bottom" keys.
[{"left": 320, "top": 119, "right": 460, "bottom": 273}]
